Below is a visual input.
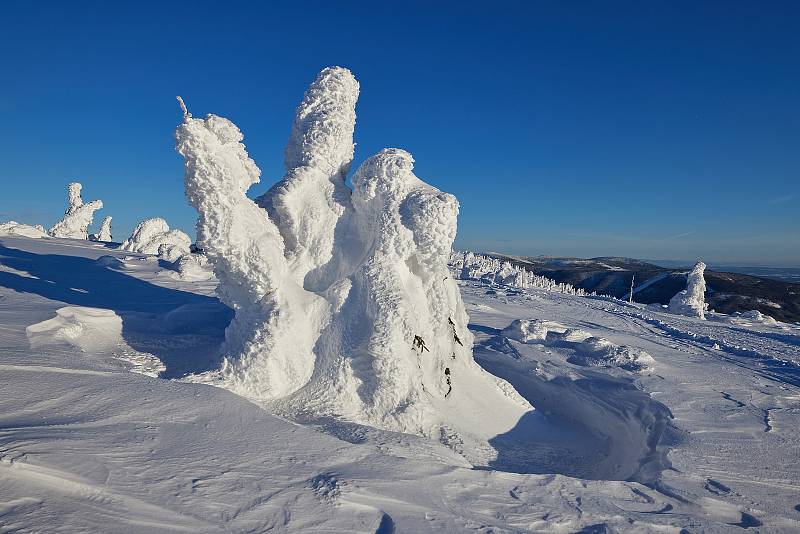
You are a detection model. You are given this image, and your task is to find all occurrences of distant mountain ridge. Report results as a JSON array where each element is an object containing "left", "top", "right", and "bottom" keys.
[{"left": 485, "top": 253, "right": 800, "bottom": 323}]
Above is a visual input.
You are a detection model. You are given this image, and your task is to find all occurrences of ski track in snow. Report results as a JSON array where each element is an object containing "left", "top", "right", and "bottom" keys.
[{"left": 1, "top": 235, "right": 800, "bottom": 532}]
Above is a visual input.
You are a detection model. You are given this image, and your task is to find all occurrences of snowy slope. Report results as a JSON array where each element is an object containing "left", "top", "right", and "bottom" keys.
[{"left": 2, "top": 235, "right": 800, "bottom": 532}]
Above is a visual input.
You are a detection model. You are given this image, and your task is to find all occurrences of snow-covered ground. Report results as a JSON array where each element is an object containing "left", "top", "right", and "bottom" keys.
[{"left": 2, "top": 235, "right": 800, "bottom": 532}]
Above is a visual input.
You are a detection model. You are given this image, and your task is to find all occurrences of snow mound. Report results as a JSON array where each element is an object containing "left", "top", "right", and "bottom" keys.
[
  {"left": 451, "top": 251, "right": 589, "bottom": 295},
  {"left": 120, "top": 218, "right": 191, "bottom": 256},
  {"left": 25, "top": 306, "right": 165, "bottom": 376},
  {"left": 668, "top": 261, "right": 707, "bottom": 319},
  {"left": 739, "top": 310, "right": 779, "bottom": 326},
  {"left": 95, "top": 255, "right": 125, "bottom": 268},
  {"left": 176, "top": 67, "right": 531, "bottom": 442},
  {"left": 0, "top": 221, "right": 48, "bottom": 239},
  {"left": 165, "top": 253, "right": 213, "bottom": 281},
  {"left": 571, "top": 336, "right": 655, "bottom": 372},
  {"left": 89, "top": 216, "right": 112, "bottom": 242},
  {"left": 502, "top": 318, "right": 565, "bottom": 342},
  {"left": 502, "top": 319, "right": 654, "bottom": 372},
  {"left": 26, "top": 306, "right": 122, "bottom": 353},
  {"left": 48, "top": 182, "right": 103, "bottom": 239}
]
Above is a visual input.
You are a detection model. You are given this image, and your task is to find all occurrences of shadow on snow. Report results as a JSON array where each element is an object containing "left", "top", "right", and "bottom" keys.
[{"left": 0, "top": 244, "right": 232, "bottom": 378}]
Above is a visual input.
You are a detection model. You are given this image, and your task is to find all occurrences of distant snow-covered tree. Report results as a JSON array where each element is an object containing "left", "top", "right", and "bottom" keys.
[
  {"left": 668, "top": 261, "right": 707, "bottom": 319},
  {"left": 449, "top": 251, "right": 590, "bottom": 296},
  {"left": 89, "top": 216, "right": 113, "bottom": 242},
  {"left": 48, "top": 182, "right": 103, "bottom": 239}
]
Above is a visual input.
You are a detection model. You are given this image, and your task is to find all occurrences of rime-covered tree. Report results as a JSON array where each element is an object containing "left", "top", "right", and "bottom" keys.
[
  {"left": 48, "top": 182, "right": 103, "bottom": 240},
  {"left": 175, "top": 68, "right": 530, "bottom": 443},
  {"left": 668, "top": 261, "right": 707, "bottom": 319}
]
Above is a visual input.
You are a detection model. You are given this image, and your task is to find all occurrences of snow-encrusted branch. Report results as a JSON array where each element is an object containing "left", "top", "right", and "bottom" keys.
[
  {"left": 176, "top": 96, "right": 190, "bottom": 119},
  {"left": 176, "top": 110, "right": 322, "bottom": 399}
]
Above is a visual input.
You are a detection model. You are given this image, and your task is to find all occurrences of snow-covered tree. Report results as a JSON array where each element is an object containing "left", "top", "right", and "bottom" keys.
[
  {"left": 176, "top": 67, "right": 530, "bottom": 441},
  {"left": 668, "top": 261, "right": 707, "bottom": 319},
  {"left": 450, "top": 251, "right": 589, "bottom": 296},
  {"left": 120, "top": 218, "right": 191, "bottom": 256},
  {"left": 48, "top": 182, "right": 103, "bottom": 239},
  {"left": 89, "top": 216, "right": 113, "bottom": 242}
]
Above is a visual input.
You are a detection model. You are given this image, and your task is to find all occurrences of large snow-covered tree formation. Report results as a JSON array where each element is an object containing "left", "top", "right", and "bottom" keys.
[
  {"left": 48, "top": 182, "right": 103, "bottom": 239},
  {"left": 668, "top": 261, "right": 707, "bottom": 319},
  {"left": 176, "top": 67, "right": 530, "bottom": 441}
]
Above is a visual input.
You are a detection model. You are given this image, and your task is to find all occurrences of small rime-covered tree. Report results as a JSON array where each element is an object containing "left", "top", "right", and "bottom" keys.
[
  {"left": 48, "top": 182, "right": 103, "bottom": 239},
  {"left": 90, "top": 216, "right": 113, "bottom": 242},
  {"left": 175, "top": 67, "right": 531, "bottom": 445},
  {"left": 668, "top": 261, "right": 707, "bottom": 319}
]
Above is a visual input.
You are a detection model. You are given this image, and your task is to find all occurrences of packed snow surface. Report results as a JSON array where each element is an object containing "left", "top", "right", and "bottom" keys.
[
  {"left": 175, "top": 67, "right": 531, "bottom": 444},
  {"left": 669, "top": 260, "right": 707, "bottom": 319},
  {"left": 47, "top": 182, "right": 103, "bottom": 240},
  {"left": 2, "top": 235, "right": 800, "bottom": 532}
]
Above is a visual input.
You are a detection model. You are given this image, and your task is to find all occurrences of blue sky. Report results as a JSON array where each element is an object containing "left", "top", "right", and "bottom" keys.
[{"left": 1, "top": 1, "right": 798, "bottom": 265}]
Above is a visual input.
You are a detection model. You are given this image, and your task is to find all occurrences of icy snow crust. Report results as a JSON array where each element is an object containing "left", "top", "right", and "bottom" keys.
[
  {"left": 48, "top": 182, "right": 103, "bottom": 240},
  {"left": 669, "top": 261, "right": 707, "bottom": 319},
  {"left": 176, "top": 67, "right": 530, "bottom": 440},
  {"left": 120, "top": 217, "right": 191, "bottom": 257}
]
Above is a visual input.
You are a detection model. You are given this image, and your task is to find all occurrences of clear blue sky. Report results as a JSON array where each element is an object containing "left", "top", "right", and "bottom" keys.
[{"left": 1, "top": 1, "right": 798, "bottom": 265}]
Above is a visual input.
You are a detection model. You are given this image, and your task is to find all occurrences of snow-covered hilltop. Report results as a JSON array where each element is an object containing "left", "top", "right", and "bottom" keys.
[
  {"left": 175, "top": 67, "right": 530, "bottom": 443},
  {"left": 0, "top": 221, "right": 47, "bottom": 239}
]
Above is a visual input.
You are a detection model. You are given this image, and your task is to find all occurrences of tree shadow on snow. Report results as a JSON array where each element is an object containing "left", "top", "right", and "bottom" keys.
[{"left": 0, "top": 244, "right": 232, "bottom": 378}]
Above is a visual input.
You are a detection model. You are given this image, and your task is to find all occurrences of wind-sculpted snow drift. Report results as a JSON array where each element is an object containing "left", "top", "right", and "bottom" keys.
[
  {"left": 48, "top": 182, "right": 103, "bottom": 239},
  {"left": 669, "top": 261, "right": 707, "bottom": 319},
  {"left": 176, "top": 67, "right": 531, "bottom": 441},
  {"left": 120, "top": 217, "right": 191, "bottom": 257}
]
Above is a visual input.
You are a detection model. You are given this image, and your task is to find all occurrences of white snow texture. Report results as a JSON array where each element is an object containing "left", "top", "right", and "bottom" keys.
[
  {"left": 48, "top": 182, "right": 103, "bottom": 239},
  {"left": 668, "top": 261, "right": 707, "bottom": 319},
  {"left": 120, "top": 217, "right": 191, "bottom": 257},
  {"left": 175, "top": 67, "right": 530, "bottom": 439}
]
